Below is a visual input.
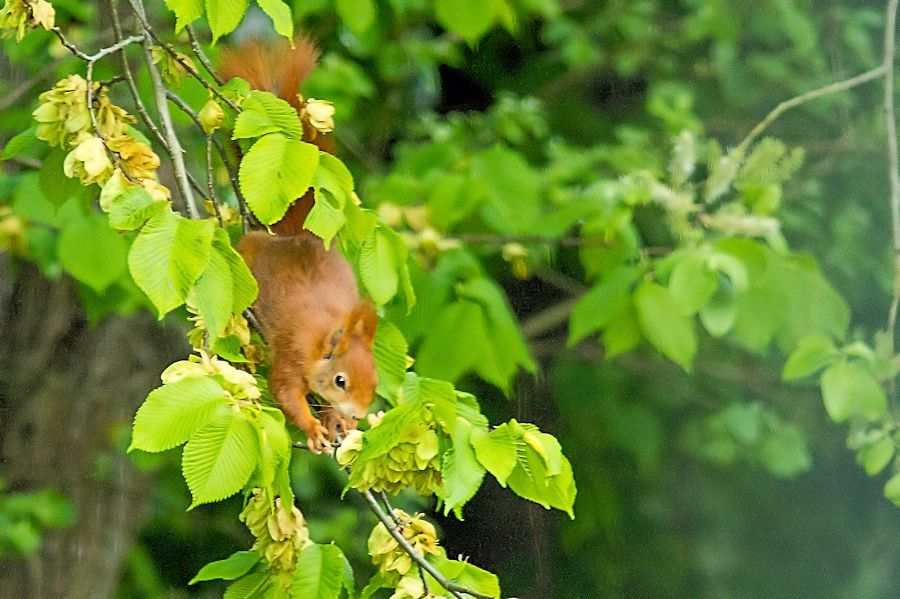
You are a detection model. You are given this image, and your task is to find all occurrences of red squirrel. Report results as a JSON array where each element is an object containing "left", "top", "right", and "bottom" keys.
[{"left": 222, "top": 38, "right": 378, "bottom": 452}]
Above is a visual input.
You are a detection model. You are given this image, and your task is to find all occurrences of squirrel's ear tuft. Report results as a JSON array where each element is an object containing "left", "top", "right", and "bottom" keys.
[{"left": 347, "top": 300, "right": 377, "bottom": 346}]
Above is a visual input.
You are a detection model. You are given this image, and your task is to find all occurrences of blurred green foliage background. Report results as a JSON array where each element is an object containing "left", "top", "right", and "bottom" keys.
[{"left": 2, "top": 0, "right": 900, "bottom": 597}]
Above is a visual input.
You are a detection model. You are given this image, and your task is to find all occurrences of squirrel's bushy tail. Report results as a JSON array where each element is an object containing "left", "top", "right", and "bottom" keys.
[{"left": 220, "top": 36, "right": 327, "bottom": 235}]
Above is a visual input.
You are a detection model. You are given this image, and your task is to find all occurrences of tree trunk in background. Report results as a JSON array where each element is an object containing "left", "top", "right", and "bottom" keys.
[{"left": 0, "top": 262, "right": 184, "bottom": 598}]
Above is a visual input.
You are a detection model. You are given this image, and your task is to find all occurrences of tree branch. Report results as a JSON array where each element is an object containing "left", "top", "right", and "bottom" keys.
[
  {"left": 361, "top": 490, "right": 492, "bottom": 599},
  {"left": 185, "top": 24, "right": 224, "bottom": 86},
  {"left": 52, "top": 26, "right": 144, "bottom": 62},
  {"left": 736, "top": 65, "right": 888, "bottom": 155},
  {"left": 123, "top": 2, "right": 240, "bottom": 113},
  {"left": 122, "top": 0, "right": 199, "bottom": 219},
  {"left": 885, "top": 0, "right": 900, "bottom": 404}
]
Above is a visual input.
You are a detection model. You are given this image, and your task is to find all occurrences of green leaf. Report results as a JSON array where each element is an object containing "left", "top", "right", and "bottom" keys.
[
  {"left": 360, "top": 226, "right": 399, "bottom": 305},
  {"left": 206, "top": 0, "right": 251, "bottom": 42},
  {"left": 373, "top": 320, "right": 408, "bottom": 403},
  {"left": 12, "top": 173, "right": 55, "bottom": 225},
  {"left": 239, "top": 133, "right": 319, "bottom": 225},
  {"left": 257, "top": 408, "right": 292, "bottom": 492},
  {"left": 668, "top": 250, "right": 717, "bottom": 315},
  {"left": 2, "top": 127, "right": 40, "bottom": 160},
  {"left": 857, "top": 435, "right": 895, "bottom": 476},
  {"left": 336, "top": 0, "right": 375, "bottom": 33},
  {"left": 256, "top": 0, "right": 293, "bottom": 39},
  {"left": 58, "top": 213, "right": 129, "bottom": 293},
  {"left": 634, "top": 281, "right": 697, "bottom": 372},
  {"left": 782, "top": 334, "right": 840, "bottom": 381},
  {"left": 233, "top": 92, "right": 302, "bottom": 140},
  {"left": 568, "top": 265, "right": 639, "bottom": 346},
  {"left": 819, "top": 360, "right": 887, "bottom": 423},
  {"left": 884, "top": 472, "right": 900, "bottom": 507},
  {"left": 165, "top": 0, "right": 203, "bottom": 31},
  {"left": 350, "top": 401, "right": 428, "bottom": 484},
  {"left": 506, "top": 443, "right": 577, "bottom": 518},
  {"left": 104, "top": 187, "right": 168, "bottom": 231},
  {"left": 291, "top": 544, "right": 353, "bottom": 599},
  {"left": 128, "top": 211, "right": 216, "bottom": 317},
  {"left": 428, "top": 551, "right": 501, "bottom": 598},
  {"left": 183, "top": 408, "right": 259, "bottom": 507},
  {"left": 312, "top": 153, "right": 354, "bottom": 205},
  {"left": 39, "top": 149, "right": 83, "bottom": 207},
  {"left": 472, "top": 144, "right": 540, "bottom": 234},
  {"left": 305, "top": 188, "right": 346, "bottom": 247},
  {"left": 130, "top": 376, "right": 230, "bottom": 453},
  {"left": 193, "top": 229, "right": 259, "bottom": 338},
  {"left": 471, "top": 423, "right": 517, "bottom": 486},
  {"left": 698, "top": 288, "right": 736, "bottom": 337},
  {"left": 439, "top": 417, "right": 486, "bottom": 518},
  {"left": 435, "top": 0, "right": 497, "bottom": 44},
  {"left": 190, "top": 550, "right": 261, "bottom": 584},
  {"left": 359, "top": 226, "right": 415, "bottom": 309},
  {"left": 224, "top": 571, "right": 270, "bottom": 598}
]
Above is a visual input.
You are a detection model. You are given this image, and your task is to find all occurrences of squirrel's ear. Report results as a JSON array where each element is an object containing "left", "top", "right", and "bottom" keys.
[{"left": 347, "top": 300, "right": 378, "bottom": 346}]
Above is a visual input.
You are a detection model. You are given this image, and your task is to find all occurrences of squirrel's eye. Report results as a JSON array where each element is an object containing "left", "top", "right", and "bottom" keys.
[{"left": 334, "top": 374, "right": 346, "bottom": 389}]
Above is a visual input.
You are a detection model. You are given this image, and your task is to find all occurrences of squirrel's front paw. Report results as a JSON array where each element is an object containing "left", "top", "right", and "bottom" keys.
[
  {"left": 320, "top": 408, "right": 357, "bottom": 443},
  {"left": 304, "top": 419, "right": 332, "bottom": 454}
]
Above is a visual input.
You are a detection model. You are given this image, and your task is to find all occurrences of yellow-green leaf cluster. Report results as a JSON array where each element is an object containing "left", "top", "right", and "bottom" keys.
[
  {"left": 162, "top": 351, "right": 260, "bottom": 401},
  {"left": 337, "top": 411, "right": 442, "bottom": 496},
  {"left": 0, "top": 0, "right": 54, "bottom": 41},
  {"left": 367, "top": 510, "right": 439, "bottom": 578},
  {"left": 240, "top": 488, "right": 312, "bottom": 588}
]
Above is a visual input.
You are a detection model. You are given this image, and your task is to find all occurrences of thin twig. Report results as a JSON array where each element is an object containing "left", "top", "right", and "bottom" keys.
[
  {"left": 124, "top": 0, "right": 240, "bottom": 113},
  {"left": 164, "top": 89, "right": 250, "bottom": 223},
  {"left": 108, "top": 0, "right": 169, "bottom": 152},
  {"left": 362, "top": 490, "right": 492, "bottom": 599},
  {"left": 736, "top": 65, "right": 888, "bottom": 155},
  {"left": 52, "top": 27, "right": 144, "bottom": 62},
  {"left": 186, "top": 24, "right": 224, "bottom": 86},
  {"left": 125, "top": 0, "right": 200, "bottom": 219},
  {"left": 885, "top": 0, "right": 900, "bottom": 404},
  {"left": 521, "top": 298, "right": 578, "bottom": 340},
  {"left": 207, "top": 137, "right": 224, "bottom": 226}
]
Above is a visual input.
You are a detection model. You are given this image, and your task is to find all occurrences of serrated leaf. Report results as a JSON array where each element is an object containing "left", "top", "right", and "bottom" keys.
[
  {"left": 336, "top": 0, "right": 375, "bottom": 33},
  {"left": 782, "top": 334, "right": 839, "bottom": 381},
  {"left": 257, "top": 408, "right": 291, "bottom": 492},
  {"left": 206, "top": 0, "right": 251, "bottom": 42},
  {"left": 668, "top": 250, "right": 717, "bottom": 315},
  {"left": 194, "top": 229, "right": 258, "bottom": 338},
  {"left": 224, "top": 571, "right": 270, "bottom": 598},
  {"left": 2, "top": 127, "right": 40, "bottom": 160},
  {"left": 428, "top": 551, "right": 501, "bottom": 598},
  {"left": 360, "top": 226, "right": 399, "bottom": 305},
  {"left": 291, "top": 544, "right": 352, "bottom": 599},
  {"left": 305, "top": 188, "right": 346, "bottom": 247},
  {"left": 373, "top": 320, "right": 408, "bottom": 403},
  {"left": 165, "top": 0, "right": 203, "bottom": 31},
  {"left": 58, "top": 213, "right": 129, "bottom": 293},
  {"left": 183, "top": 409, "right": 259, "bottom": 506},
  {"left": 440, "top": 417, "right": 486, "bottom": 518},
  {"left": 128, "top": 211, "right": 216, "bottom": 317},
  {"left": 568, "top": 265, "right": 639, "bottom": 346},
  {"left": 350, "top": 401, "right": 426, "bottom": 485},
  {"left": 190, "top": 550, "right": 260, "bottom": 584},
  {"left": 506, "top": 445, "right": 576, "bottom": 518},
  {"left": 240, "top": 133, "right": 319, "bottom": 225},
  {"left": 634, "top": 281, "right": 697, "bottom": 372},
  {"left": 312, "top": 153, "right": 354, "bottom": 204},
  {"left": 471, "top": 423, "right": 517, "bottom": 485},
  {"left": 105, "top": 187, "right": 168, "bottom": 231},
  {"left": 232, "top": 92, "right": 302, "bottom": 139},
  {"left": 257, "top": 0, "right": 293, "bottom": 39},
  {"left": 820, "top": 360, "right": 887, "bottom": 423},
  {"left": 131, "top": 376, "right": 230, "bottom": 453}
]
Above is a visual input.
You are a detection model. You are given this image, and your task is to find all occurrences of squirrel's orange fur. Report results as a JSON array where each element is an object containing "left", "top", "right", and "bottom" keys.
[{"left": 226, "top": 37, "right": 378, "bottom": 451}]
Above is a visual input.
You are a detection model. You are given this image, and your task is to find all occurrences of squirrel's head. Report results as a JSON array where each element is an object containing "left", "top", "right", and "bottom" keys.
[{"left": 309, "top": 300, "right": 378, "bottom": 420}]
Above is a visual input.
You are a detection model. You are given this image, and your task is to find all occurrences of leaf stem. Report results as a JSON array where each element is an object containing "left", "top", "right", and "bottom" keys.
[{"left": 884, "top": 0, "right": 900, "bottom": 405}]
